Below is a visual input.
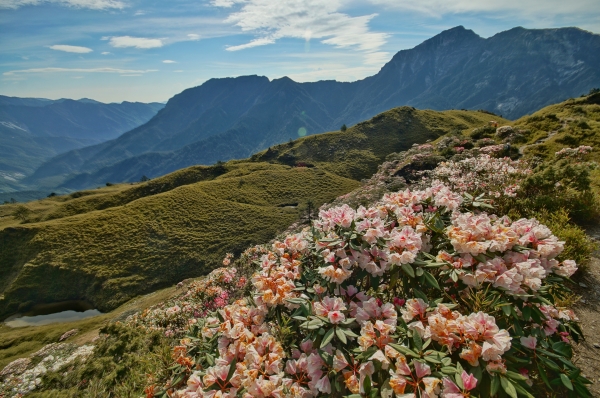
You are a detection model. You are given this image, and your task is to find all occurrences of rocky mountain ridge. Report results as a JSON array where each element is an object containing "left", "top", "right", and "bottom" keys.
[{"left": 17, "top": 26, "right": 600, "bottom": 192}]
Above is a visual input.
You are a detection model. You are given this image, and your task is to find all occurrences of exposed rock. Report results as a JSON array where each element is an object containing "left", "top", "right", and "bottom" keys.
[
  {"left": 496, "top": 126, "right": 515, "bottom": 138},
  {"left": 59, "top": 328, "right": 79, "bottom": 342}
]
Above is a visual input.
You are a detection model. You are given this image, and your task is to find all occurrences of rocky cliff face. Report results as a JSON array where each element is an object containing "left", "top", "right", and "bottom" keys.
[{"left": 20, "top": 26, "right": 600, "bottom": 192}]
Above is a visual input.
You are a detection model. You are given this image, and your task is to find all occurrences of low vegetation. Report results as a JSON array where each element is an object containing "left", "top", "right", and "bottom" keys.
[{"left": 2, "top": 94, "right": 600, "bottom": 397}]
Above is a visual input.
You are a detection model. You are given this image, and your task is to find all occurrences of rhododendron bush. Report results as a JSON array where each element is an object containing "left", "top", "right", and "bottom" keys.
[{"left": 149, "top": 180, "right": 590, "bottom": 398}]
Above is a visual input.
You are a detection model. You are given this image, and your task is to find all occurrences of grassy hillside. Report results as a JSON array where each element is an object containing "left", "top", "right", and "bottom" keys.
[
  {"left": 0, "top": 163, "right": 357, "bottom": 319},
  {"left": 252, "top": 106, "right": 508, "bottom": 180},
  {"left": 514, "top": 91, "right": 600, "bottom": 160},
  {"left": 0, "top": 106, "right": 508, "bottom": 320}
]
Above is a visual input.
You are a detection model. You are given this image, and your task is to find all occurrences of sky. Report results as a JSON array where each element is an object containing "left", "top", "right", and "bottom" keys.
[{"left": 1, "top": 0, "right": 599, "bottom": 103}]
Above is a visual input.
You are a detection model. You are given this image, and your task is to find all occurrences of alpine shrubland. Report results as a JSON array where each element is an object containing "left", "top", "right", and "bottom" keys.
[{"left": 2, "top": 94, "right": 600, "bottom": 397}]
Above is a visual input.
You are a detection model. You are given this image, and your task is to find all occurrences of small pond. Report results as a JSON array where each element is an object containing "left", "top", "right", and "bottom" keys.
[{"left": 4, "top": 301, "right": 102, "bottom": 327}]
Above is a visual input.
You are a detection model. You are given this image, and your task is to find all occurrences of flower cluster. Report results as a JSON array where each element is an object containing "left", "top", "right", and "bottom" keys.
[
  {"left": 160, "top": 177, "right": 587, "bottom": 398},
  {"left": 555, "top": 145, "right": 593, "bottom": 159},
  {"left": 128, "top": 266, "right": 245, "bottom": 336},
  {"left": 421, "top": 154, "right": 531, "bottom": 198}
]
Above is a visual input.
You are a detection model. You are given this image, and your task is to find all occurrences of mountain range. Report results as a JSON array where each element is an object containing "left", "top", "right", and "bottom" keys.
[
  {"left": 0, "top": 97, "right": 164, "bottom": 192},
  {"left": 8, "top": 25, "right": 600, "bottom": 193}
]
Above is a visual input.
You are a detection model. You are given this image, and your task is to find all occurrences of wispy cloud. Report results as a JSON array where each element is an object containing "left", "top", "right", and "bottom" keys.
[
  {"left": 101, "top": 51, "right": 111, "bottom": 55},
  {"left": 368, "top": 0, "right": 600, "bottom": 19},
  {"left": 3, "top": 67, "right": 157, "bottom": 76},
  {"left": 108, "top": 36, "right": 163, "bottom": 49},
  {"left": 162, "top": 60, "right": 177, "bottom": 63},
  {"left": 49, "top": 44, "right": 93, "bottom": 53},
  {"left": 226, "top": 37, "right": 274, "bottom": 51},
  {"left": 211, "top": 0, "right": 389, "bottom": 61},
  {"left": 0, "top": 0, "right": 125, "bottom": 10},
  {"left": 187, "top": 33, "right": 200, "bottom": 40}
]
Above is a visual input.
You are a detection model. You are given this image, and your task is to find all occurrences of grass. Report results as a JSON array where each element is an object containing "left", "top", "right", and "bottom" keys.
[
  {"left": 0, "top": 163, "right": 358, "bottom": 319},
  {"left": 514, "top": 92, "right": 600, "bottom": 163}
]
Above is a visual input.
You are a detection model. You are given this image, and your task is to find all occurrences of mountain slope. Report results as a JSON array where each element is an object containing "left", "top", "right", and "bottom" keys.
[
  {"left": 0, "top": 106, "right": 503, "bottom": 319},
  {"left": 0, "top": 98, "right": 164, "bottom": 188},
  {"left": 23, "top": 26, "right": 600, "bottom": 191}
]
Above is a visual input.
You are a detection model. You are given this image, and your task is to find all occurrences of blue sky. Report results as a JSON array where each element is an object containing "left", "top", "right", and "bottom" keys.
[{"left": 1, "top": 0, "right": 599, "bottom": 103}]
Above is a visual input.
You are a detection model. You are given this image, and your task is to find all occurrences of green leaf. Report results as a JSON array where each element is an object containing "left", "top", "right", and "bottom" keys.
[
  {"left": 539, "top": 355, "right": 561, "bottom": 372},
  {"left": 321, "top": 328, "right": 335, "bottom": 348},
  {"left": 343, "top": 329, "right": 360, "bottom": 338},
  {"left": 560, "top": 374, "right": 574, "bottom": 391},
  {"left": 506, "top": 370, "right": 527, "bottom": 381},
  {"left": 416, "top": 267, "right": 424, "bottom": 277},
  {"left": 424, "top": 355, "right": 441, "bottom": 364},
  {"left": 335, "top": 328, "right": 348, "bottom": 344},
  {"left": 441, "top": 367, "right": 457, "bottom": 374},
  {"left": 413, "top": 331, "right": 423, "bottom": 351},
  {"left": 401, "top": 263, "right": 415, "bottom": 278},
  {"left": 388, "top": 343, "right": 419, "bottom": 357},
  {"left": 355, "top": 346, "right": 378, "bottom": 361},
  {"left": 364, "top": 375, "right": 372, "bottom": 394},
  {"left": 206, "top": 353, "right": 215, "bottom": 366},
  {"left": 552, "top": 341, "right": 572, "bottom": 358},
  {"left": 226, "top": 357, "right": 237, "bottom": 383},
  {"left": 285, "top": 297, "right": 306, "bottom": 305},
  {"left": 450, "top": 271, "right": 459, "bottom": 282},
  {"left": 171, "top": 374, "right": 184, "bottom": 387},
  {"left": 423, "top": 271, "right": 441, "bottom": 290},
  {"left": 522, "top": 306, "right": 531, "bottom": 321},
  {"left": 413, "top": 289, "right": 428, "bottom": 302},
  {"left": 454, "top": 370, "right": 464, "bottom": 389},
  {"left": 490, "top": 375, "right": 500, "bottom": 396},
  {"left": 470, "top": 365, "right": 482, "bottom": 382},
  {"left": 500, "top": 377, "right": 518, "bottom": 398},
  {"left": 513, "top": 382, "right": 535, "bottom": 398},
  {"left": 422, "top": 339, "right": 432, "bottom": 351}
]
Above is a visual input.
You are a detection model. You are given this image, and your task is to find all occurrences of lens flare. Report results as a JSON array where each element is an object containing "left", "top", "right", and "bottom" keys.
[{"left": 297, "top": 127, "right": 307, "bottom": 137}]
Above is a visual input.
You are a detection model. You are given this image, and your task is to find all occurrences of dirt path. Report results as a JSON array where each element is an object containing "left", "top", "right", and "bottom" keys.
[
  {"left": 518, "top": 130, "right": 558, "bottom": 156},
  {"left": 572, "top": 229, "right": 600, "bottom": 396}
]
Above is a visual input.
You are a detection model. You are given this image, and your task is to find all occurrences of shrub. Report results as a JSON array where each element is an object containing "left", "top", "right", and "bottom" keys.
[
  {"left": 11, "top": 205, "right": 31, "bottom": 222},
  {"left": 157, "top": 183, "right": 590, "bottom": 398},
  {"left": 470, "top": 126, "right": 496, "bottom": 139}
]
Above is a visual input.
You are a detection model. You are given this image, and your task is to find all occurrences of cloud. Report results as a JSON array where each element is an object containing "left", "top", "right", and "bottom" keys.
[
  {"left": 3, "top": 67, "right": 157, "bottom": 75},
  {"left": 108, "top": 36, "right": 164, "bottom": 49},
  {"left": 49, "top": 44, "right": 93, "bottom": 53},
  {"left": 212, "top": 0, "right": 388, "bottom": 60},
  {"left": 0, "top": 0, "right": 125, "bottom": 10},
  {"left": 368, "top": 0, "right": 600, "bottom": 18},
  {"left": 101, "top": 51, "right": 111, "bottom": 55},
  {"left": 226, "top": 37, "right": 275, "bottom": 51},
  {"left": 173, "top": 70, "right": 184, "bottom": 72},
  {"left": 162, "top": 60, "right": 177, "bottom": 63},
  {"left": 187, "top": 33, "right": 200, "bottom": 40},
  {"left": 133, "top": 10, "right": 144, "bottom": 15}
]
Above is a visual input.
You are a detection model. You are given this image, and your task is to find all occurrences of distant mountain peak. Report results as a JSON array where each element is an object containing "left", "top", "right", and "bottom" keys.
[{"left": 428, "top": 25, "right": 481, "bottom": 42}]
